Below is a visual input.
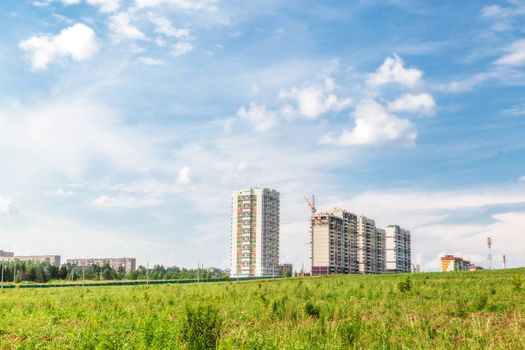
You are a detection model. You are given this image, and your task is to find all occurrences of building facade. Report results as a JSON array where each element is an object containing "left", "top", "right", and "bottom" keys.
[
  {"left": 230, "top": 188, "right": 280, "bottom": 277},
  {"left": 357, "top": 215, "right": 378, "bottom": 274},
  {"left": 311, "top": 207, "right": 411, "bottom": 276},
  {"left": 0, "top": 255, "right": 61, "bottom": 266},
  {"left": 279, "top": 263, "right": 293, "bottom": 277},
  {"left": 0, "top": 250, "right": 14, "bottom": 257},
  {"left": 375, "top": 228, "right": 386, "bottom": 274},
  {"left": 385, "top": 225, "right": 412, "bottom": 273},
  {"left": 67, "top": 258, "right": 136, "bottom": 273},
  {"left": 311, "top": 208, "right": 358, "bottom": 276},
  {"left": 441, "top": 255, "right": 472, "bottom": 272}
]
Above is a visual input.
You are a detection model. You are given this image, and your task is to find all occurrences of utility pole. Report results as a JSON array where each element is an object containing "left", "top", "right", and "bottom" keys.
[
  {"left": 503, "top": 254, "right": 507, "bottom": 269},
  {"left": 487, "top": 237, "right": 493, "bottom": 270},
  {"left": 146, "top": 261, "right": 150, "bottom": 285},
  {"left": 1, "top": 265, "right": 4, "bottom": 289}
]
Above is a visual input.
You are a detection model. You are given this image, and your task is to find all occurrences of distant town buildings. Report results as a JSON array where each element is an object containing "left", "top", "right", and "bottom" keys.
[
  {"left": 385, "top": 225, "right": 412, "bottom": 273},
  {"left": 230, "top": 188, "right": 280, "bottom": 277},
  {"left": 311, "top": 207, "right": 411, "bottom": 276},
  {"left": 279, "top": 263, "right": 293, "bottom": 277},
  {"left": 441, "top": 255, "right": 484, "bottom": 272},
  {"left": 67, "top": 258, "right": 137, "bottom": 273},
  {"left": 0, "top": 250, "right": 14, "bottom": 257},
  {"left": 0, "top": 255, "right": 61, "bottom": 266}
]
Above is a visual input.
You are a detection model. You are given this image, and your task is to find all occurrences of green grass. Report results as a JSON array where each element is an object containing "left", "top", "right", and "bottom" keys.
[{"left": 0, "top": 268, "right": 524, "bottom": 349}]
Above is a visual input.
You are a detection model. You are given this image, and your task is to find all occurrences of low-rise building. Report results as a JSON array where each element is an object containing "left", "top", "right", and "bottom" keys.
[
  {"left": 279, "top": 263, "right": 293, "bottom": 277},
  {"left": 441, "top": 255, "right": 472, "bottom": 272},
  {"left": 0, "top": 250, "right": 14, "bottom": 257},
  {"left": 0, "top": 255, "right": 61, "bottom": 266},
  {"left": 67, "top": 258, "right": 136, "bottom": 273}
]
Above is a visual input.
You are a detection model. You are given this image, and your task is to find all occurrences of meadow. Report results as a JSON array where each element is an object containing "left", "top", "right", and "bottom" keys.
[{"left": 0, "top": 268, "right": 524, "bottom": 349}]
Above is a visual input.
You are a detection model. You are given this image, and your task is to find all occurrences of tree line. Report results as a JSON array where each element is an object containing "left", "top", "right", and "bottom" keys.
[{"left": 0, "top": 261, "right": 226, "bottom": 284}]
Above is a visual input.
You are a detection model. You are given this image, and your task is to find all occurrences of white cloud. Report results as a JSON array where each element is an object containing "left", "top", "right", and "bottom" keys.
[
  {"left": 495, "top": 39, "right": 525, "bottom": 66},
  {"left": 47, "top": 188, "right": 75, "bottom": 198},
  {"left": 0, "top": 98, "right": 155, "bottom": 176},
  {"left": 176, "top": 166, "right": 191, "bottom": 185},
  {"left": 62, "top": 0, "right": 120, "bottom": 12},
  {"left": 367, "top": 54, "right": 422, "bottom": 88},
  {"left": 149, "top": 14, "right": 190, "bottom": 38},
  {"left": 237, "top": 102, "right": 277, "bottom": 132},
  {"left": 388, "top": 93, "right": 436, "bottom": 116},
  {"left": 87, "top": 0, "right": 121, "bottom": 13},
  {"left": 172, "top": 41, "right": 193, "bottom": 56},
  {"left": 19, "top": 23, "right": 98, "bottom": 70},
  {"left": 109, "top": 13, "right": 146, "bottom": 41},
  {"left": 323, "top": 99, "right": 416, "bottom": 146},
  {"left": 519, "top": 176, "right": 525, "bottom": 182},
  {"left": 135, "top": 0, "right": 218, "bottom": 12},
  {"left": 92, "top": 195, "right": 162, "bottom": 208},
  {"left": 138, "top": 57, "right": 164, "bottom": 65},
  {"left": 0, "top": 197, "right": 18, "bottom": 215},
  {"left": 279, "top": 77, "right": 352, "bottom": 119}
]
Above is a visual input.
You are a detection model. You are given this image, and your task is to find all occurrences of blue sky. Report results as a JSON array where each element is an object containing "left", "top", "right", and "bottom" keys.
[{"left": 1, "top": 0, "right": 525, "bottom": 271}]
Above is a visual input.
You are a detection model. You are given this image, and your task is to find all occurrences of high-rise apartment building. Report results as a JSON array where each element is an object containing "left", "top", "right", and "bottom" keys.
[
  {"left": 311, "top": 207, "right": 410, "bottom": 275},
  {"left": 385, "top": 225, "right": 412, "bottom": 273},
  {"left": 376, "top": 228, "right": 386, "bottom": 274},
  {"left": 230, "top": 188, "right": 280, "bottom": 277},
  {"left": 357, "top": 215, "right": 378, "bottom": 274},
  {"left": 311, "top": 208, "right": 358, "bottom": 276}
]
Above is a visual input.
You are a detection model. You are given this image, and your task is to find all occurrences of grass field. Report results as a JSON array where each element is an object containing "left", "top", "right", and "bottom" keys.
[{"left": 0, "top": 268, "right": 524, "bottom": 349}]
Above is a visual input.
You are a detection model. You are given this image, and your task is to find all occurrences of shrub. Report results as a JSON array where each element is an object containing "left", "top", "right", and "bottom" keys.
[
  {"left": 511, "top": 275, "right": 522, "bottom": 292},
  {"left": 181, "top": 304, "right": 222, "bottom": 350},
  {"left": 305, "top": 302, "right": 321, "bottom": 319},
  {"left": 338, "top": 318, "right": 361, "bottom": 346},
  {"left": 472, "top": 295, "right": 488, "bottom": 311},
  {"left": 271, "top": 297, "right": 286, "bottom": 320},
  {"left": 397, "top": 277, "right": 412, "bottom": 293}
]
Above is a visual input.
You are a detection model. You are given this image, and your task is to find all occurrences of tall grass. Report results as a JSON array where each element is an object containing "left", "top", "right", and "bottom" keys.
[{"left": 0, "top": 268, "right": 523, "bottom": 349}]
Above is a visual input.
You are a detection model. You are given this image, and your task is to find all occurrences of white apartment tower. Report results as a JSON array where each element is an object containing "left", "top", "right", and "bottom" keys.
[
  {"left": 230, "top": 188, "right": 280, "bottom": 277},
  {"left": 385, "top": 225, "right": 412, "bottom": 273},
  {"left": 311, "top": 208, "right": 358, "bottom": 276}
]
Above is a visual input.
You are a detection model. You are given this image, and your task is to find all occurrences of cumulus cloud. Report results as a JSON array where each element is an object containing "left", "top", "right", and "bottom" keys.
[
  {"left": 109, "top": 12, "right": 146, "bottom": 41},
  {"left": 237, "top": 102, "right": 277, "bottom": 132},
  {"left": 135, "top": 0, "right": 218, "bottom": 12},
  {"left": 149, "top": 14, "right": 190, "bottom": 38},
  {"left": 322, "top": 99, "right": 416, "bottom": 146},
  {"left": 138, "top": 57, "right": 164, "bottom": 65},
  {"left": 176, "top": 166, "right": 191, "bottom": 185},
  {"left": 279, "top": 77, "right": 352, "bottom": 119},
  {"left": 19, "top": 23, "right": 99, "bottom": 70},
  {"left": 172, "top": 41, "right": 193, "bottom": 56},
  {"left": 367, "top": 54, "right": 422, "bottom": 87},
  {"left": 47, "top": 188, "right": 75, "bottom": 198},
  {"left": 495, "top": 39, "right": 525, "bottom": 66},
  {"left": 62, "top": 0, "right": 120, "bottom": 12},
  {"left": 87, "top": 0, "right": 121, "bottom": 12},
  {"left": 0, "top": 197, "right": 18, "bottom": 215},
  {"left": 388, "top": 93, "right": 436, "bottom": 116},
  {"left": 0, "top": 98, "right": 154, "bottom": 176},
  {"left": 92, "top": 195, "right": 162, "bottom": 208}
]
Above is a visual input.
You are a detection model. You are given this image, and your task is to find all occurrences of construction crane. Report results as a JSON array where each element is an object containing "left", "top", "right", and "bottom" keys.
[{"left": 304, "top": 195, "right": 316, "bottom": 274}]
